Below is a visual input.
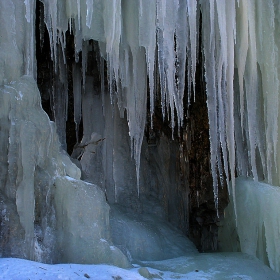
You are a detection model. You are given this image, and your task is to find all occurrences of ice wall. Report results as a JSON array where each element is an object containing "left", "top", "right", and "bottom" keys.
[
  {"left": 2, "top": 0, "right": 280, "bottom": 272},
  {"left": 219, "top": 177, "right": 280, "bottom": 273},
  {"left": 0, "top": 0, "right": 35, "bottom": 84},
  {"left": 0, "top": 0, "right": 130, "bottom": 266},
  {"left": 0, "top": 75, "right": 131, "bottom": 266}
]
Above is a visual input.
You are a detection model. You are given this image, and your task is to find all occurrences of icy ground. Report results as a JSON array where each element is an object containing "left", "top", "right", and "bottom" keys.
[{"left": 1, "top": 252, "right": 280, "bottom": 280}]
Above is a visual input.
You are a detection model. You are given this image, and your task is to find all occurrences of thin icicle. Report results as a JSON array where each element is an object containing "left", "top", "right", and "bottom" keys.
[
  {"left": 225, "top": 0, "right": 236, "bottom": 218},
  {"left": 139, "top": 0, "right": 156, "bottom": 127},
  {"left": 201, "top": 0, "right": 219, "bottom": 209},
  {"left": 72, "top": 63, "right": 82, "bottom": 142},
  {"left": 82, "top": 41, "right": 90, "bottom": 90},
  {"left": 245, "top": 0, "right": 258, "bottom": 181},
  {"left": 176, "top": 0, "right": 188, "bottom": 121},
  {"left": 235, "top": 0, "right": 249, "bottom": 132},
  {"left": 77, "top": 0, "right": 81, "bottom": 30},
  {"left": 86, "top": 0, "right": 93, "bottom": 28},
  {"left": 42, "top": 0, "right": 58, "bottom": 68},
  {"left": 187, "top": 0, "right": 197, "bottom": 96}
]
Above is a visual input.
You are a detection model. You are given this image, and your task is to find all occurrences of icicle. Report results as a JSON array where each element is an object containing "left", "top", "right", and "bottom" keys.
[
  {"left": 103, "top": 0, "right": 121, "bottom": 101},
  {"left": 157, "top": 28, "right": 167, "bottom": 120},
  {"left": 42, "top": 0, "right": 58, "bottom": 68},
  {"left": 58, "top": 30, "right": 66, "bottom": 64},
  {"left": 235, "top": 0, "right": 249, "bottom": 132},
  {"left": 226, "top": 1, "right": 236, "bottom": 201},
  {"left": 202, "top": 0, "right": 219, "bottom": 209},
  {"left": 225, "top": 0, "right": 236, "bottom": 218},
  {"left": 245, "top": 0, "right": 258, "bottom": 181},
  {"left": 82, "top": 41, "right": 89, "bottom": 90},
  {"left": 121, "top": 0, "right": 148, "bottom": 195},
  {"left": 86, "top": 0, "right": 93, "bottom": 28},
  {"left": 72, "top": 63, "right": 82, "bottom": 142},
  {"left": 175, "top": 0, "right": 188, "bottom": 109},
  {"left": 100, "top": 57, "right": 105, "bottom": 116},
  {"left": 77, "top": 0, "right": 81, "bottom": 30},
  {"left": 156, "top": 0, "right": 166, "bottom": 120},
  {"left": 139, "top": 0, "right": 156, "bottom": 126},
  {"left": 127, "top": 47, "right": 147, "bottom": 195},
  {"left": 256, "top": 0, "right": 279, "bottom": 184},
  {"left": 24, "top": 0, "right": 36, "bottom": 77},
  {"left": 187, "top": 0, "right": 197, "bottom": 97}
]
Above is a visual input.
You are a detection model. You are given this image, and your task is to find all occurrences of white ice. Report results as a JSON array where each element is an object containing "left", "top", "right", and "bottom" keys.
[
  {"left": 1, "top": 252, "right": 280, "bottom": 280},
  {"left": 219, "top": 177, "right": 280, "bottom": 272}
]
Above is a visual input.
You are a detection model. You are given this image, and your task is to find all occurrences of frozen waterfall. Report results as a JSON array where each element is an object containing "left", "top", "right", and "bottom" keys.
[
  {"left": 1, "top": 0, "right": 280, "bottom": 276},
  {"left": 39, "top": 0, "right": 280, "bottom": 205}
]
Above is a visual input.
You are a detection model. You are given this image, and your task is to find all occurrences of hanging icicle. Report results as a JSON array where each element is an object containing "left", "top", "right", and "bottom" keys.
[{"left": 40, "top": 0, "right": 280, "bottom": 208}]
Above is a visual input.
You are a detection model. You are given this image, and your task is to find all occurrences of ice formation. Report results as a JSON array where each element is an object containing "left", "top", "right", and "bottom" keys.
[
  {"left": 37, "top": 0, "right": 280, "bottom": 207},
  {"left": 219, "top": 177, "right": 280, "bottom": 273},
  {"left": 0, "top": 0, "right": 127, "bottom": 266},
  {"left": 1, "top": 0, "right": 280, "bottom": 274},
  {"left": 38, "top": 0, "right": 280, "bottom": 272}
]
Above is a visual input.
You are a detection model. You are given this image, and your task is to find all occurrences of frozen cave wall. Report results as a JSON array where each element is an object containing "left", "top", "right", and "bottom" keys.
[
  {"left": 34, "top": 0, "right": 280, "bottom": 272},
  {"left": 36, "top": 0, "right": 222, "bottom": 253},
  {"left": 1, "top": 0, "right": 280, "bottom": 273},
  {"left": 0, "top": 0, "right": 129, "bottom": 266},
  {"left": 0, "top": 0, "right": 218, "bottom": 264}
]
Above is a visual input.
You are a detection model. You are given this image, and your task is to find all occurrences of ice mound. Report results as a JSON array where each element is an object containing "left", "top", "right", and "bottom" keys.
[
  {"left": 54, "top": 176, "right": 130, "bottom": 267},
  {"left": 110, "top": 205, "right": 198, "bottom": 261}
]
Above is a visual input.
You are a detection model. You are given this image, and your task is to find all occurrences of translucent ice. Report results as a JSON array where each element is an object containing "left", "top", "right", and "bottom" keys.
[{"left": 219, "top": 177, "right": 280, "bottom": 273}]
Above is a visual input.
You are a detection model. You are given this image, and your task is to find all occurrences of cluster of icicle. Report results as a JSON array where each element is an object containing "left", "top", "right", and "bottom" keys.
[
  {"left": 203, "top": 0, "right": 280, "bottom": 213},
  {"left": 36, "top": 0, "right": 280, "bottom": 207}
]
